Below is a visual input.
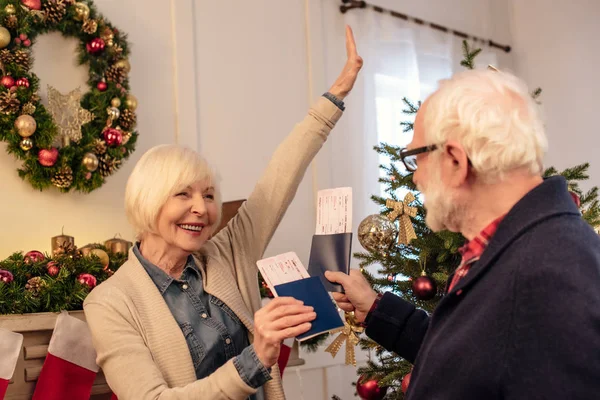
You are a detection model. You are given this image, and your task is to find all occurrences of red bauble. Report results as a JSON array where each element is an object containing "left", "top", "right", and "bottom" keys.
[
  {"left": 20, "top": 0, "right": 41, "bottom": 10},
  {"left": 46, "top": 261, "right": 60, "bottom": 277},
  {"left": 86, "top": 38, "right": 106, "bottom": 55},
  {"left": 401, "top": 372, "right": 412, "bottom": 394},
  {"left": 412, "top": 274, "right": 437, "bottom": 301},
  {"left": 569, "top": 191, "right": 581, "bottom": 208},
  {"left": 1, "top": 75, "right": 15, "bottom": 89},
  {"left": 103, "top": 128, "right": 123, "bottom": 147},
  {"left": 356, "top": 375, "right": 388, "bottom": 400},
  {"left": 77, "top": 273, "right": 97, "bottom": 289},
  {"left": 16, "top": 77, "right": 29, "bottom": 88},
  {"left": 23, "top": 39, "right": 31, "bottom": 47},
  {"left": 97, "top": 81, "right": 108, "bottom": 91},
  {"left": 19, "top": 33, "right": 27, "bottom": 41},
  {"left": 38, "top": 148, "right": 59, "bottom": 167},
  {"left": 24, "top": 250, "right": 45, "bottom": 264},
  {"left": 0, "top": 269, "right": 14, "bottom": 284}
]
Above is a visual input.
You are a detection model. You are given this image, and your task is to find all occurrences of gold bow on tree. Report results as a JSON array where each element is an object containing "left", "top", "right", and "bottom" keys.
[
  {"left": 325, "top": 312, "right": 364, "bottom": 366},
  {"left": 386, "top": 193, "right": 418, "bottom": 244}
]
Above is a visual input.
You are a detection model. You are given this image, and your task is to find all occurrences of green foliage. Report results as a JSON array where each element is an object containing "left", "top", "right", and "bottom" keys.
[
  {"left": 0, "top": 244, "right": 126, "bottom": 315},
  {"left": 0, "top": 0, "right": 137, "bottom": 193}
]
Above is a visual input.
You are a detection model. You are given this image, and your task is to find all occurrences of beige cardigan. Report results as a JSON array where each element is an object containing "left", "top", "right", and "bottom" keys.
[{"left": 83, "top": 97, "right": 343, "bottom": 400}]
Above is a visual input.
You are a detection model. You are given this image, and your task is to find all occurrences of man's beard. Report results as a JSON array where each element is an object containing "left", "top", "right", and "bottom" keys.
[{"left": 419, "top": 165, "right": 465, "bottom": 233}]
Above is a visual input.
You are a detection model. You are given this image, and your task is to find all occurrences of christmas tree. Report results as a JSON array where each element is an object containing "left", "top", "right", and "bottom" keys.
[{"left": 351, "top": 41, "right": 600, "bottom": 400}]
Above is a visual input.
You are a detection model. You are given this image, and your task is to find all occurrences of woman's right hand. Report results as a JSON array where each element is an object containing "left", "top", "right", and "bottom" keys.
[{"left": 253, "top": 297, "right": 316, "bottom": 368}]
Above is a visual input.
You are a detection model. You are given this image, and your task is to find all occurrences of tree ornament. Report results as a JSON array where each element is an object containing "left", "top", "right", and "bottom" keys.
[
  {"left": 110, "top": 97, "right": 121, "bottom": 108},
  {"left": 103, "top": 127, "right": 123, "bottom": 147},
  {"left": 20, "top": 137, "right": 33, "bottom": 151},
  {"left": 0, "top": 26, "right": 11, "bottom": 49},
  {"left": 100, "top": 26, "right": 114, "bottom": 46},
  {"left": 82, "top": 152, "right": 99, "bottom": 171},
  {"left": 97, "top": 80, "right": 107, "bottom": 91},
  {"left": 99, "top": 154, "right": 121, "bottom": 177},
  {"left": 51, "top": 165, "right": 74, "bottom": 189},
  {"left": 90, "top": 248, "right": 109, "bottom": 269},
  {"left": 4, "top": 15, "right": 18, "bottom": 29},
  {"left": 5, "top": 4, "right": 16, "bottom": 14},
  {"left": 77, "top": 273, "right": 97, "bottom": 288},
  {"left": 401, "top": 372, "right": 411, "bottom": 394},
  {"left": 25, "top": 276, "right": 47, "bottom": 296},
  {"left": 23, "top": 38, "right": 31, "bottom": 47},
  {"left": 38, "top": 147, "right": 59, "bottom": 167},
  {"left": 82, "top": 18, "right": 98, "bottom": 34},
  {"left": 21, "top": 102, "right": 36, "bottom": 115},
  {"left": 125, "top": 93, "right": 137, "bottom": 110},
  {"left": 412, "top": 271, "right": 437, "bottom": 301},
  {"left": 24, "top": 250, "right": 45, "bottom": 263},
  {"left": 46, "top": 261, "right": 60, "bottom": 277},
  {"left": 119, "top": 108, "right": 136, "bottom": 130},
  {"left": 86, "top": 37, "right": 105, "bottom": 54},
  {"left": 43, "top": 0, "right": 67, "bottom": 25},
  {"left": 15, "top": 114, "right": 36, "bottom": 137},
  {"left": 106, "top": 106, "right": 120, "bottom": 120},
  {"left": 0, "top": 49, "right": 13, "bottom": 64},
  {"left": 324, "top": 312, "right": 364, "bottom": 366},
  {"left": 106, "top": 64, "right": 126, "bottom": 83},
  {"left": 93, "top": 138, "right": 107, "bottom": 154},
  {"left": 72, "top": 2, "right": 90, "bottom": 21},
  {"left": 569, "top": 191, "right": 581, "bottom": 208},
  {"left": 13, "top": 49, "right": 30, "bottom": 69},
  {"left": 85, "top": 171, "right": 92, "bottom": 179},
  {"left": 16, "top": 77, "right": 29, "bottom": 88},
  {"left": 47, "top": 86, "right": 94, "bottom": 144},
  {"left": 357, "top": 214, "right": 397, "bottom": 253},
  {"left": 0, "top": 269, "right": 14, "bottom": 283},
  {"left": 20, "top": 0, "right": 42, "bottom": 11},
  {"left": 356, "top": 375, "right": 388, "bottom": 400},
  {"left": 1, "top": 75, "right": 15, "bottom": 88},
  {"left": 114, "top": 58, "right": 131, "bottom": 73},
  {"left": 0, "top": 90, "right": 20, "bottom": 114},
  {"left": 386, "top": 193, "right": 418, "bottom": 245}
]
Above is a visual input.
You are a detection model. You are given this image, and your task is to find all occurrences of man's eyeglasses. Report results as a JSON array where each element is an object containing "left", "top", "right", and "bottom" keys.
[{"left": 399, "top": 145, "right": 438, "bottom": 172}]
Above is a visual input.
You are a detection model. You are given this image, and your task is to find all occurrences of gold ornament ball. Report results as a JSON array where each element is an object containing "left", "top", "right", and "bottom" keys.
[
  {"left": 20, "top": 138, "right": 33, "bottom": 151},
  {"left": 125, "top": 94, "right": 138, "bottom": 110},
  {"left": 73, "top": 2, "right": 90, "bottom": 21},
  {"left": 5, "top": 4, "right": 16, "bottom": 14},
  {"left": 114, "top": 58, "right": 131, "bottom": 74},
  {"left": 90, "top": 248, "right": 110, "bottom": 269},
  {"left": 0, "top": 27, "right": 11, "bottom": 49},
  {"left": 110, "top": 97, "right": 121, "bottom": 108},
  {"left": 107, "top": 106, "right": 120, "bottom": 120},
  {"left": 14, "top": 115, "right": 37, "bottom": 137},
  {"left": 82, "top": 152, "right": 99, "bottom": 172}
]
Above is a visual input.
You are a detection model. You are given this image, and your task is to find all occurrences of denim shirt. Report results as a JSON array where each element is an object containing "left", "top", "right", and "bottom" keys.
[{"left": 133, "top": 245, "right": 271, "bottom": 399}]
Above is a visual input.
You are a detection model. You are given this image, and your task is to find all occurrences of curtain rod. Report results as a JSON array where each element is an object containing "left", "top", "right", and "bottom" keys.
[{"left": 340, "top": 0, "right": 511, "bottom": 53}]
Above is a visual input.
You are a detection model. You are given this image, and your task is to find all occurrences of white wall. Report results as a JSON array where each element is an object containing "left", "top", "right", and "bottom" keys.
[
  {"left": 0, "top": 0, "right": 178, "bottom": 258},
  {"left": 508, "top": 0, "right": 600, "bottom": 188}
]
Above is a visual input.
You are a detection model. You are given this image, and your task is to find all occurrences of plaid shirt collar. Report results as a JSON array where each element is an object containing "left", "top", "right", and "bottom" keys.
[{"left": 458, "top": 215, "right": 505, "bottom": 265}]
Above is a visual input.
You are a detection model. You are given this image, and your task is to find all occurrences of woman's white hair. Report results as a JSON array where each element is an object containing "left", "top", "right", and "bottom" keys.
[
  {"left": 125, "top": 144, "right": 222, "bottom": 239},
  {"left": 423, "top": 69, "right": 548, "bottom": 183}
]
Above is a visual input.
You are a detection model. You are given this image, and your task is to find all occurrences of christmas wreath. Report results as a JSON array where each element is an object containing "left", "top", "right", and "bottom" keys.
[{"left": 0, "top": 0, "right": 138, "bottom": 193}]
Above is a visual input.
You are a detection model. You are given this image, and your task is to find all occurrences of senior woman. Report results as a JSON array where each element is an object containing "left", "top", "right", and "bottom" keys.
[{"left": 83, "top": 26, "right": 362, "bottom": 400}]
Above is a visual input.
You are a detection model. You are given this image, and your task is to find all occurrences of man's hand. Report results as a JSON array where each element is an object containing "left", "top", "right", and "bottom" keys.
[{"left": 325, "top": 269, "right": 378, "bottom": 322}]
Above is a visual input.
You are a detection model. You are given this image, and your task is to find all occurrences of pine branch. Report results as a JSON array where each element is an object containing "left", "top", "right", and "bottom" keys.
[{"left": 459, "top": 40, "right": 481, "bottom": 70}]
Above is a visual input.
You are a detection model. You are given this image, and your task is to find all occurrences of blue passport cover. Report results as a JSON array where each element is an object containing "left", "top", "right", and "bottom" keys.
[
  {"left": 308, "top": 232, "right": 352, "bottom": 292},
  {"left": 274, "top": 276, "right": 343, "bottom": 341}
]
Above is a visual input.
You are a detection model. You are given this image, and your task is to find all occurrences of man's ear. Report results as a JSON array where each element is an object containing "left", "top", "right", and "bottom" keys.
[{"left": 444, "top": 140, "right": 469, "bottom": 187}]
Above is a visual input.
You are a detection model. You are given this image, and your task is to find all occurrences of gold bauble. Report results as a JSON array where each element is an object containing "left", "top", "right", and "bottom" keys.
[
  {"left": 82, "top": 152, "right": 99, "bottom": 172},
  {"left": 5, "top": 4, "right": 16, "bottom": 14},
  {"left": 73, "top": 2, "right": 90, "bottom": 21},
  {"left": 124, "top": 94, "right": 137, "bottom": 110},
  {"left": 110, "top": 97, "right": 121, "bottom": 108},
  {"left": 114, "top": 58, "right": 131, "bottom": 73},
  {"left": 90, "top": 248, "right": 110, "bottom": 269},
  {"left": 0, "top": 27, "right": 11, "bottom": 49},
  {"left": 20, "top": 137, "right": 33, "bottom": 151},
  {"left": 106, "top": 106, "right": 120, "bottom": 120},
  {"left": 14, "top": 114, "right": 37, "bottom": 137}
]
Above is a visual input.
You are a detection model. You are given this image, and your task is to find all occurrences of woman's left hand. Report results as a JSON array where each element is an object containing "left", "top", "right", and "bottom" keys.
[{"left": 327, "top": 25, "right": 363, "bottom": 100}]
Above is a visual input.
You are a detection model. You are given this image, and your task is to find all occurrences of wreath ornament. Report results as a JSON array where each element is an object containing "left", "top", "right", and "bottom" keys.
[{"left": 0, "top": 0, "right": 138, "bottom": 192}]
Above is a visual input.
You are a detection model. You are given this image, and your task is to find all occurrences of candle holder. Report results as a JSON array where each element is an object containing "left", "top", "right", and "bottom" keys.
[{"left": 104, "top": 234, "right": 133, "bottom": 255}]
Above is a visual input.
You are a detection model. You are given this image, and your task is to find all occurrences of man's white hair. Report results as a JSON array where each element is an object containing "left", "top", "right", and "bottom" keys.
[
  {"left": 125, "top": 144, "right": 222, "bottom": 239},
  {"left": 423, "top": 69, "right": 548, "bottom": 183}
]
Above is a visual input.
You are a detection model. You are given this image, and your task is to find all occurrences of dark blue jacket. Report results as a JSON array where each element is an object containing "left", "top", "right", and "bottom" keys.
[{"left": 366, "top": 176, "right": 600, "bottom": 399}]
